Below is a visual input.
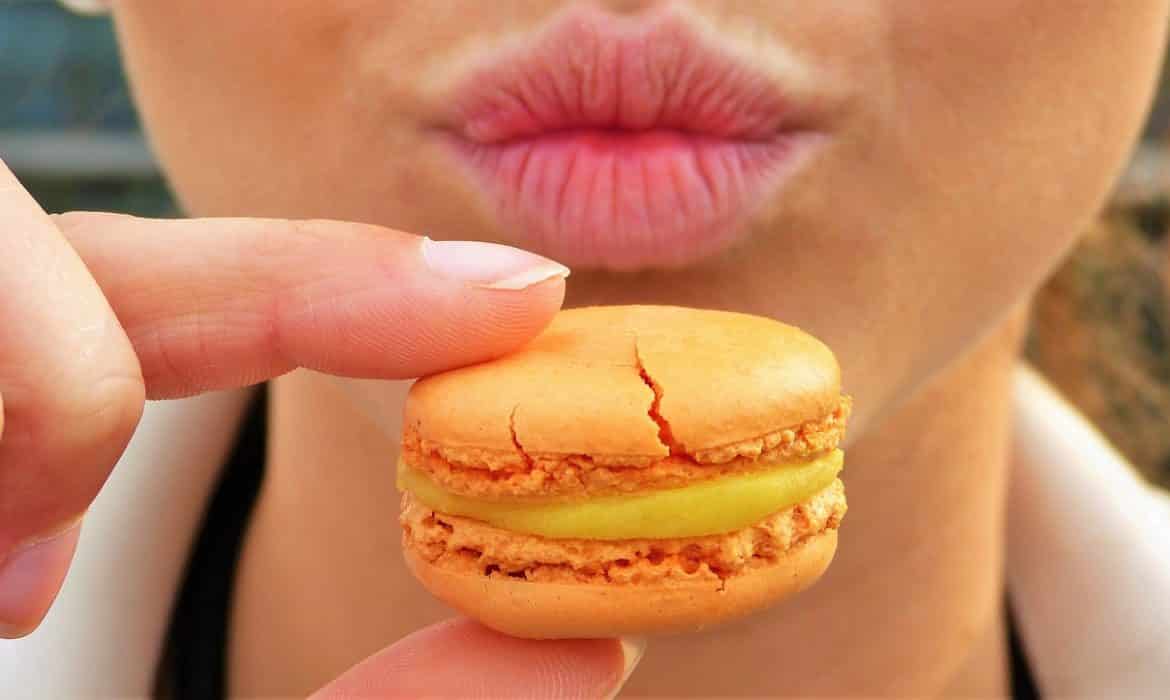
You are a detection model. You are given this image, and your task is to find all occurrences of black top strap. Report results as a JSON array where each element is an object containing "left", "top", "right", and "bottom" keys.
[{"left": 153, "top": 389, "right": 267, "bottom": 700}]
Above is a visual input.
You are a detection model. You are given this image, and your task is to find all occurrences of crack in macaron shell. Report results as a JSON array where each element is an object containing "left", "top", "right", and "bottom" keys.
[
  {"left": 635, "top": 337, "right": 680, "bottom": 455},
  {"left": 402, "top": 397, "right": 849, "bottom": 499}
]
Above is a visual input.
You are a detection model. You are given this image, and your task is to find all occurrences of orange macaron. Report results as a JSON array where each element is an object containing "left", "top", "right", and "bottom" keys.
[{"left": 398, "top": 305, "right": 849, "bottom": 638}]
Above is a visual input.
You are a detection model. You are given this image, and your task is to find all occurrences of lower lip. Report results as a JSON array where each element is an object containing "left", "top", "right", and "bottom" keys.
[{"left": 448, "top": 129, "right": 821, "bottom": 270}]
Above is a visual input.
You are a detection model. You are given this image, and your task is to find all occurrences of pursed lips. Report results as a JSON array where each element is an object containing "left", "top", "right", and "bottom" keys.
[{"left": 437, "top": 8, "right": 830, "bottom": 270}]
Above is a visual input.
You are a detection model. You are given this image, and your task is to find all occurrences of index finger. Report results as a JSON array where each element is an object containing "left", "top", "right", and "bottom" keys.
[{"left": 55, "top": 212, "right": 569, "bottom": 398}]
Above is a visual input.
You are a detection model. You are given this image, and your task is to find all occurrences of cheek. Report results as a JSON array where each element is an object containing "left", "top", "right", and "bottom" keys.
[
  {"left": 880, "top": 2, "right": 1167, "bottom": 330},
  {"left": 889, "top": 0, "right": 1169, "bottom": 392},
  {"left": 113, "top": 1, "right": 407, "bottom": 217},
  {"left": 731, "top": 0, "right": 1168, "bottom": 420},
  {"left": 112, "top": 0, "right": 542, "bottom": 237},
  {"left": 881, "top": 0, "right": 1168, "bottom": 267}
]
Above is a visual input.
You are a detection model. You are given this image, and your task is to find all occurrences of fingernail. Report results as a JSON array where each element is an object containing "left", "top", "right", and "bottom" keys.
[
  {"left": 421, "top": 238, "right": 570, "bottom": 290},
  {"left": 605, "top": 637, "right": 647, "bottom": 700},
  {"left": 0, "top": 521, "right": 82, "bottom": 638}
]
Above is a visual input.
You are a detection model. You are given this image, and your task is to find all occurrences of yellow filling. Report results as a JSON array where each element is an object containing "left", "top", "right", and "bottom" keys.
[{"left": 398, "top": 450, "right": 843, "bottom": 540}]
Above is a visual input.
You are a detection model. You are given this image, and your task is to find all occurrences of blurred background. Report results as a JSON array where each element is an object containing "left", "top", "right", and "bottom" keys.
[{"left": 2, "top": 1, "right": 1169, "bottom": 489}]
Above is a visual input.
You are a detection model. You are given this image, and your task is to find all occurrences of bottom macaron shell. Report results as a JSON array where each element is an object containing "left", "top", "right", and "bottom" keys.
[{"left": 402, "top": 529, "right": 837, "bottom": 639}]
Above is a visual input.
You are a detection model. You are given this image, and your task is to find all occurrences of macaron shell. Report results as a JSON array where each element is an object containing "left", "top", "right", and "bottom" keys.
[
  {"left": 402, "top": 529, "right": 837, "bottom": 639},
  {"left": 406, "top": 308, "right": 669, "bottom": 460},
  {"left": 510, "top": 364, "right": 667, "bottom": 457},
  {"left": 405, "top": 306, "right": 841, "bottom": 461},
  {"left": 634, "top": 308, "right": 841, "bottom": 452}
]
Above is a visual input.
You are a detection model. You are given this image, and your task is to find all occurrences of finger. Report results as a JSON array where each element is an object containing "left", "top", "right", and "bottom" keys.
[
  {"left": 311, "top": 618, "right": 645, "bottom": 700},
  {"left": 56, "top": 213, "right": 569, "bottom": 399},
  {"left": 0, "top": 521, "right": 80, "bottom": 638},
  {"left": 0, "top": 164, "right": 144, "bottom": 636}
]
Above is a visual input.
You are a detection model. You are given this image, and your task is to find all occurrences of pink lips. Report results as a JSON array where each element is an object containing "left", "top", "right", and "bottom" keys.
[{"left": 442, "top": 10, "right": 823, "bottom": 270}]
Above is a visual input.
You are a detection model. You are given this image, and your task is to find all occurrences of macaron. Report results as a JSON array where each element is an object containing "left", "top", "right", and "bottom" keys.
[{"left": 398, "top": 305, "right": 849, "bottom": 638}]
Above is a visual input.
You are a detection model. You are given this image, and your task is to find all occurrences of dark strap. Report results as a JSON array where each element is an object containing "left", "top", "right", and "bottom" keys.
[
  {"left": 1009, "top": 603, "right": 1042, "bottom": 699},
  {"left": 153, "top": 389, "right": 267, "bottom": 700}
]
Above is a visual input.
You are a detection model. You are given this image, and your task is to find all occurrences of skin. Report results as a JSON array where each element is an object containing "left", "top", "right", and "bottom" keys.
[
  {"left": 0, "top": 0, "right": 1168, "bottom": 696},
  {"left": 109, "top": 0, "right": 1167, "bottom": 437}
]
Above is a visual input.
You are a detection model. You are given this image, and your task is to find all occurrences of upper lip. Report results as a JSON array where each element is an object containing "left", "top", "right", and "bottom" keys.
[{"left": 438, "top": 8, "right": 824, "bottom": 145}]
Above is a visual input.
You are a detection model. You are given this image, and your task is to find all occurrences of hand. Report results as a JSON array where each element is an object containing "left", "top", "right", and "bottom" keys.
[
  {"left": 311, "top": 618, "right": 644, "bottom": 699},
  {"left": 0, "top": 160, "right": 568, "bottom": 637}
]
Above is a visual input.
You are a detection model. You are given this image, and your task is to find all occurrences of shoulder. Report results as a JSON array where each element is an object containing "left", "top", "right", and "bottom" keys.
[{"left": 1008, "top": 364, "right": 1170, "bottom": 697}]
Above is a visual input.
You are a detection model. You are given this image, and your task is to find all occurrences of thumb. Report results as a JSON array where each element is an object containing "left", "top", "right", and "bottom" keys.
[{"left": 310, "top": 618, "right": 646, "bottom": 699}]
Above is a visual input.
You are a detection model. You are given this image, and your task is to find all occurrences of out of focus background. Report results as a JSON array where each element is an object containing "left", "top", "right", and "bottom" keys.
[
  {"left": 1, "top": 0, "right": 173, "bottom": 215},
  {"left": 2, "top": 1, "right": 1169, "bottom": 489}
]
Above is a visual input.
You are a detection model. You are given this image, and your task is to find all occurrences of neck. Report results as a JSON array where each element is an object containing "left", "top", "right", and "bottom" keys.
[{"left": 231, "top": 309, "right": 1028, "bottom": 697}]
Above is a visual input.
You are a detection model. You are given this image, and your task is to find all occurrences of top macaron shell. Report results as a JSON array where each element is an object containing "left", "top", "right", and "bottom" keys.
[{"left": 404, "top": 305, "right": 841, "bottom": 462}]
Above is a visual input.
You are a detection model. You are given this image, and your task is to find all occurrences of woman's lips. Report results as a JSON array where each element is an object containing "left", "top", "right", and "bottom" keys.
[
  {"left": 453, "top": 131, "right": 816, "bottom": 270},
  {"left": 441, "top": 10, "right": 826, "bottom": 270}
]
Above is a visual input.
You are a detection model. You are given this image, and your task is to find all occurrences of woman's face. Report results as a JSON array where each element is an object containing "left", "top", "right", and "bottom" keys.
[{"left": 112, "top": 1, "right": 1168, "bottom": 431}]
